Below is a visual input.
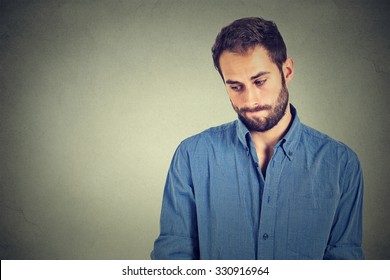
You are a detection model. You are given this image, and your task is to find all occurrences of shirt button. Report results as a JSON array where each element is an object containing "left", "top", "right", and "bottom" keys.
[{"left": 263, "top": 233, "right": 269, "bottom": 240}]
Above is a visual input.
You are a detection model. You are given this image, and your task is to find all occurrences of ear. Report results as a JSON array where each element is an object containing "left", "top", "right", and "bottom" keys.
[{"left": 282, "top": 57, "right": 294, "bottom": 84}]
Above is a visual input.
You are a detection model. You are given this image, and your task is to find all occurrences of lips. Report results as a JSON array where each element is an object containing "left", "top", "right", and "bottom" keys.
[{"left": 240, "top": 105, "right": 271, "bottom": 114}]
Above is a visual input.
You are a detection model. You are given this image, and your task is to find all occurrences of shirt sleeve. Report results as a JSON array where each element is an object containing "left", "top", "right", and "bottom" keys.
[
  {"left": 323, "top": 151, "right": 365, "bottom": 259},
  {"left": 151, "top": 143, "right": 200, "bottom": 260}
]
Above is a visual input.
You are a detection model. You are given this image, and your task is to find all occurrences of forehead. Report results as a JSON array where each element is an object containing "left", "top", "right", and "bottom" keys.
[{"left": 219, "top": 46, "right": 277, "bottom": 80}]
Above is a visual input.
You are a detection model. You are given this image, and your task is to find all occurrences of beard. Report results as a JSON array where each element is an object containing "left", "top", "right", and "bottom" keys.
[{"left": 231, "top": 79, "right": 289, "bottom": 132}]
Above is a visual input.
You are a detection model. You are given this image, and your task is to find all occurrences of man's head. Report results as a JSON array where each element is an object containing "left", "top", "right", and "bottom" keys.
[
  {"left": 211, "top": 17, "right": 294, "bottom": 133},
  {"left": 212, "top": 17, "right": 287, "bottom": 78}
]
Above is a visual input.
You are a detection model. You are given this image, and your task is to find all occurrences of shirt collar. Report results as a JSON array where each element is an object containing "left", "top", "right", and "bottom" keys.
[
  {"left": 278, "top": 104, "right": 302, "bottom": 160},
  {"left": 237, "top": 116, "right": 251, "bottom": 150},
  {"left": 236, "top": 104, "right": 302, "bottom": 160}
]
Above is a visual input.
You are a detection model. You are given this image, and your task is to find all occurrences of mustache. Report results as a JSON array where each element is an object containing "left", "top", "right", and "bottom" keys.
[{"left": 238, "top": 104, "right": 272, "bottom": 114}]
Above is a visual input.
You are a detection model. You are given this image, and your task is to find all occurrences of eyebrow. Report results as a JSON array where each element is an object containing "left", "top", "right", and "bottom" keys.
[
  {"left": 250, "top": 71, "right": 270, "bottom": 80},
  {"left": 225, "top": 71, "right": 270, "bottom": 84}
]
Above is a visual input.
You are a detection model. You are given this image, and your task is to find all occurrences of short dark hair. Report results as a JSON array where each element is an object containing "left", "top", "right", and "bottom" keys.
[{"left": 211, "top": 17, "right": 287, "bottom": 78}]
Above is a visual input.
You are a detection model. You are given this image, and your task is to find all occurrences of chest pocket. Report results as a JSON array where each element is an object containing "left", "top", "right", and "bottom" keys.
[{"left": 287, "top": 195, "right": 338, "bottom": 259}]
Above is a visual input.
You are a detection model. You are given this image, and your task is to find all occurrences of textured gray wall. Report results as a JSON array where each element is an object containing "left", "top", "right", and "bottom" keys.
[{"left": 0, "top": 0, "right": 389, "bottom": 259}]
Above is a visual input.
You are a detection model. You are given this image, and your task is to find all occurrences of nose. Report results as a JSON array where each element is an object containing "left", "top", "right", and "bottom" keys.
[{"left": 244, "top": 85, "right": 260, "bottom": 107}]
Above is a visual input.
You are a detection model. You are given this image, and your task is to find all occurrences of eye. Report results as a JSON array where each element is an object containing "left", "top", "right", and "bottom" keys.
[
  {"left": 230, "top": 84, "right": 244, "bottom": 92},
  {"left": 255, "top": 79, "right": 267, "bottom": 86}
]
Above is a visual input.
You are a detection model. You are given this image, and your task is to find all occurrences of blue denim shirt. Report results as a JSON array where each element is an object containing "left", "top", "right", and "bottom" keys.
[{"left": 151, "top": 105, "right": 364, "bottom": 259}]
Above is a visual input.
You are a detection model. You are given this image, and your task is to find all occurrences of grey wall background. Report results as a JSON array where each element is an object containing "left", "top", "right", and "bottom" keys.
[{"left": 0, "top": 0, "right": 389, "bottom": 259}]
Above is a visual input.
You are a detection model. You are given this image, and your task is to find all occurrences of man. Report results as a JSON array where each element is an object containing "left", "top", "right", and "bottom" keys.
[{"left": 151, "top": 17, "right": 364, "bottom": 260}]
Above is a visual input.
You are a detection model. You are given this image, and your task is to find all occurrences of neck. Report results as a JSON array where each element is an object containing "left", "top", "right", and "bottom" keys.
[{"left": 250, "top": 104, "right": 292, "bottom": 149}]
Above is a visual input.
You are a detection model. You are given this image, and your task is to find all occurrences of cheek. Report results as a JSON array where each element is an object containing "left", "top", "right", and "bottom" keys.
[
  {"left": 227, "top": 93, "right": 244, "bottom": 107},
  {"left": 261, "top": 84, "right": 282, "bottom": 101},
  {"left": 226, "top": 90, "right": 237, "bottom": 101},
  {"left": 262, "top": 80, "right": 280, "bottom": 94}
]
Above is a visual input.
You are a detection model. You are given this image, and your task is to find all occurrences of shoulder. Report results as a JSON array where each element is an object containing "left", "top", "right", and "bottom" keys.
[
  {"left": 177, "top": 120, "right": 238, "bottom": 153},
  {"left": 299, "top": 123, "right": 360, "bottom": 167}
]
